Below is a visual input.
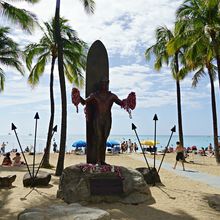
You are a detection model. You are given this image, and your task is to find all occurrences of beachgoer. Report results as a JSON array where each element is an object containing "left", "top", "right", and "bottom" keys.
[
  {"left": 13, "top": 152, "right": 24, "bottom": 166},
  {"left": 208, "top": 143, "right": 214, "bottom": 157},
  {"left": 124, "top": 141, "right": 128, "bottom": 153},
  {"left": 134, "top": 142, "right": 138, "bottom": 152},
  {"left": 25, "top": 146, "right": 30, "bottom": 153},
  {"left": 53, "top": 141, "right": 57, "bottom": 153},
  {"left": 173, "top": 141, "right": 185, "bottom": 171},
  {"left": 128, "top": 139, "right": 132, "bottom": 153},
  {"left": 121, "top": 141, "right": 125, "bottom": 153},
  {"left": 2, "top": 152, "right": 12, "bottom": 166},
  {"left": 1, "top": 142, "right": 6, "bottom": 154},
  {"left": 200, "top": 147, "right": 206, "bottom": 156}
]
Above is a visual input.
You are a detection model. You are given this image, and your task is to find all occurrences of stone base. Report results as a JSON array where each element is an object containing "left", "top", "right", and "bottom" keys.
[
  {"left": 0, "top": 175, "right": 16, "bottom": 188},
  {"left": 23, "top": 171, "right": 51, "bottom": 187},
  {"left": 18, "top": 203, "right": 110, "bottom": 220},
  {"left": 57, "top": 164, "right": 154, "bottom": 204},
  {"left": 136, "top": 167, "right": 162, "bottom": 185}
]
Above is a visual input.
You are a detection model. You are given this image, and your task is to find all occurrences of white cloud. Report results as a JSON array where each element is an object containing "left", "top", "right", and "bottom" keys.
[
  {"left": 0, "top": 0, "right": 217, "bottom": 135},
  {"left": 8, "top": 0, "right": 182, "bottom": 60}
]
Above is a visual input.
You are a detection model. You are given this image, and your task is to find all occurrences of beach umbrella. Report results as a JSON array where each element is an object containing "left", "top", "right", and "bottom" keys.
[
  {"left": 140, "top": 140, "right": 159, "bottom": 146},
  {"left": 72, "top": 140, "right": 87, "bottom": 148},
  {"left": 106, "top": 140, "right": 120, "bottom": 148}
]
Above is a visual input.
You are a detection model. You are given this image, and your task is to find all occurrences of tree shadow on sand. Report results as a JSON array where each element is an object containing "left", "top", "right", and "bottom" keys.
[
  {"left": 203, "top": 194, "right": 220, "bottom": 212},
  {"left": 89, "top": 201, "right": 197, "bottom": 220},
  {"left": 0, "top": 188, "right": 13, "bottom": 220}
]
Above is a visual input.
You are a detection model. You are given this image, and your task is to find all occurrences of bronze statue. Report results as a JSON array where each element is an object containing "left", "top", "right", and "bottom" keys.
[
  {"left": 72, "top": 79, "right": 135, "bottom": 165},
  {"left": 72, "top": 40, "right": 135, "bottom": 165}
]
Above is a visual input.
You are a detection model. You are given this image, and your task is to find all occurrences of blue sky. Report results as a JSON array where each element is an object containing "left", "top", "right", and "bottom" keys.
[{"left": 0, "top": 0, "right": 219, "bottom": 136}]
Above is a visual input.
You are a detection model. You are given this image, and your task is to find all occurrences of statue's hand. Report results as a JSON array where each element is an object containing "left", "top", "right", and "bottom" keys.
[{"left": 71, "top": 88, "right": 80, "bottom": 113}]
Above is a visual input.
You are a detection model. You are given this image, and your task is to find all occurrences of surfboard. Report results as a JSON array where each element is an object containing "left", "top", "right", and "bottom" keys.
[{"left": 86, "top": 40, "right": 109, "bottom": 163}]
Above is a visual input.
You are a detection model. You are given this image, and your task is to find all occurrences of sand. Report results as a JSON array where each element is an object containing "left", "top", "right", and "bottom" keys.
[{"left": 0, "top": 152, "right": 220, "bottom": 220}]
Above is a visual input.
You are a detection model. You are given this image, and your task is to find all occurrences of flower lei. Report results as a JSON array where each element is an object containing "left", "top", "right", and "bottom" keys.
[
  {"left": 78, "top": 163, "right": 123, "bottom": 179},
  {"left": 121, "top": 92, "right": 136, "bottom": 118},
  {"left": 71, "top": 88, "right": 80, "bottom": 113}
]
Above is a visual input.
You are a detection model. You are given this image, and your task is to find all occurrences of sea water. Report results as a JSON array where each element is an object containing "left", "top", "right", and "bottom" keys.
[{"left": 0, "top": 133, "right": 215, "bottom": 153}]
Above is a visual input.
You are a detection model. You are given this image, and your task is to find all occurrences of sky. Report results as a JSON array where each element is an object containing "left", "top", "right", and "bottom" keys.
[{"left": 0, "top": 0, "right": 219, "bottom": 137}]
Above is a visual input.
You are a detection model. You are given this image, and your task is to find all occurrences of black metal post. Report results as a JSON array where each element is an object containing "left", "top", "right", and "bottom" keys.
[
  {"left": 132, "top": 123, "right": 151, "bottom": 169},
  {"left": 153, "top": 114, "right": 158, "bottom": 169},
  {"left": 11, "top": 123, "right": 32, "bottom": 178},
  {"left": 158, "top": 126, "right": 176, "bottom": 173}
]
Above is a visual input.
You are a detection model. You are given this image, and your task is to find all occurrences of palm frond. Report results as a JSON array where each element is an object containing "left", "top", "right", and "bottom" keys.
[
  {"left": 24, "top": 43, "right": 49, "bottom": 70},
  {"left": 192, "top": 67, "right": 206, "bottom": 87},
  {"left": 28, "top": 53, "right": 49, "bottom": 86},
  {"left": 79, "top": 0, "right": 95, "bottom": 14},
  {"left": 0, "top": 2, "right": 38, "bottom": 32}
]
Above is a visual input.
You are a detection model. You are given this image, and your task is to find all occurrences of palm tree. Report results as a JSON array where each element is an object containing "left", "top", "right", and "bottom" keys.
[
  {"left": 0, "top": 0, "right": 39, "bottom": 32},
  {"left": 0, "top": 26, "right": 23, "bottom": 92},
  {"left": 192, "top": 63, "right": 219, "bottom": 163},
  {"left": 145, "top": 26, "right": 185, "bottom": 148},
  {"left": 54, "top": 0, "right": 95, "bottom": 176},
  {"left": 179, "top": 29, "right": 220, "bottom": 163},
  {"left": 176, "top": 0, "right": 220, "bottom": 98},
  {"left": 24, "top": 17, "right": 87, "bottom": 168}
]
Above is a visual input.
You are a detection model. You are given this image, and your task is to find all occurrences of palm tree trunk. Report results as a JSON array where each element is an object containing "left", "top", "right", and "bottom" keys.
[
  {"left": 175, "top": 53, "right": 184, "bottom": 148},
  {"left": 207, "top": 67, "right": 220, "bottom": 164},
  {"left": 211, "top": 37, "right": 220, "bottom": 93},
  {"left": 54, "top": 0, "right": 67, "bottom": 176},
  {"left": 42, "top": 56, "right": 56, "bottom": 167},
  {"left": 215, "top": 54, "right": 220, "bottom": 92}
]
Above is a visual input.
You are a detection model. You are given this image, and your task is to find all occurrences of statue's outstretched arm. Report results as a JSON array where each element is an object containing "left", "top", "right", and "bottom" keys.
[
  {"left": 113, "top": 94, "right": 122, "bottom": 106},
  {"left": 84, "top": 93, "right": 95, "bottom": 105},
  {"left": 72, "top": 88, "right": 96, "bottom": 112}
]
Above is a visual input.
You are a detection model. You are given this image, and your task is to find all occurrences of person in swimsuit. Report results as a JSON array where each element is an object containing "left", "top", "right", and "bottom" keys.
[{"left": 173, "top": 141, "right": 185, "bottom": 171}]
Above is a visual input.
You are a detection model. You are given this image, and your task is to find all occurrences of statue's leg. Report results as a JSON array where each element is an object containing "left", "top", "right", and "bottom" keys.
[
  {"left": 93, "top": 117, "right": 103, "bottom": 164},
  {"left": 101, "top": 116, "right": 112, "bottom": 164}
]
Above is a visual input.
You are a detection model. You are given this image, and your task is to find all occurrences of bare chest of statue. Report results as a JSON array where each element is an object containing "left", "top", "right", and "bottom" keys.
[{"left": 94, "top": 92, "right": 114, "bottom": 114}]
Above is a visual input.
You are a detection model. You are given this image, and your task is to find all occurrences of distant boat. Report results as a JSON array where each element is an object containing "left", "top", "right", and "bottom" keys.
[
  {"left": 28, "top": 133, "right": 32, "bottom": 136},
  {"left": 8, "top": 132, "right": 11, "bottom": 135}
]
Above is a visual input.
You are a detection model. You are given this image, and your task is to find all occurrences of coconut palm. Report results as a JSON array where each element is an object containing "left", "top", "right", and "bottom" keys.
[
  {"left": 0, "top": 0, "right": 39, "bottom": 32},
  {"left": 54, "top": 0, "right": 95, "bottom": 176},
  {"left": 0, "top": 26, "right": 23, "bottom": 92},
  {"left": 176, "top": 0, "right": 220, "bottom": 97},
  {"left": 24, "top": 17, "right": 87, "bottom": 167},
  {"left": 145, "top": 26, "right": 185, "bottom": 149},
  {"left": 179, "top": 29, "right": 220, "bottom": 163}
]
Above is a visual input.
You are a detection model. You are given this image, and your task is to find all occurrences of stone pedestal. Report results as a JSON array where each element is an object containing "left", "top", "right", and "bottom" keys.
[
  {"left": 18, "top": 203, "right": 110, "bottom": 220},
  {"left": 57, "top": 164, "right": 154, "bottom": 204},
  {"left": 0, "top": 175, "right": 16, "bottom": 188},
  {"left": 136, "top": 167, "right": 161, "bottom": 185},
  {"left": 23, "top": 171, "right": 51, "bottom": 187}
]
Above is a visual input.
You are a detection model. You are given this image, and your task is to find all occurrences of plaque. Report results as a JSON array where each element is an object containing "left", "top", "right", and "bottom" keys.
[{"left": 90, "top": 176, "right": 123, "bottom": 195}]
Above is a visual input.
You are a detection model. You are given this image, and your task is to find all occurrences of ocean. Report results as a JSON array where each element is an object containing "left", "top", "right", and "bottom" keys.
[{"left": 0, "top": 133, "right": 216, "bottom": 153}]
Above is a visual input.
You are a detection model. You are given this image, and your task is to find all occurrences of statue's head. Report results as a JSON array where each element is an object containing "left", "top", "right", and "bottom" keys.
[{"left": 100, "top": 77, "right": 109, "bottom": 91}]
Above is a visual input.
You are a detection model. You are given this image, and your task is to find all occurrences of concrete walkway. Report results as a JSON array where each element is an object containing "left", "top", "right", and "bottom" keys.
[{"left": 130, "top": 154, "right": 220, "bottom": 189}]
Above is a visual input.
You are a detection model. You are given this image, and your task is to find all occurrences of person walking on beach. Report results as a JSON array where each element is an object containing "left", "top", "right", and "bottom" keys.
[
  {"left": 53, "top": 141, "right": 57, "bottom": 153},
  {"left": 1, "top": 142, "right": 6, "bottom": 154},
  {"left": 173, "top": 141, "right": 185, "bottom": 171}
]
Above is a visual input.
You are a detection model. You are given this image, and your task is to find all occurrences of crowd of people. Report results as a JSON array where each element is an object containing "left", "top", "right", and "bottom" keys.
[{"left": 120, "top": 139, "right": 138, "bottom": 153}]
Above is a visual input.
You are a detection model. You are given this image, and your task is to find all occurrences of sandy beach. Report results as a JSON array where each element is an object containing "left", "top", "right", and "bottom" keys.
[{"left": 0, "top": 152, "right": 220, "bottom": 220}]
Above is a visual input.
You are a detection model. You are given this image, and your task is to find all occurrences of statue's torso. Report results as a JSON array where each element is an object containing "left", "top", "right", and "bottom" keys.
[{"left": 92, "top": 91, "right": 115, "bottom": 117}]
